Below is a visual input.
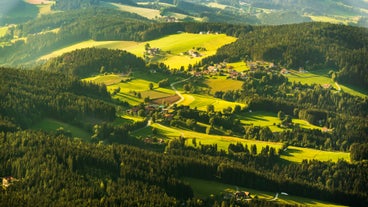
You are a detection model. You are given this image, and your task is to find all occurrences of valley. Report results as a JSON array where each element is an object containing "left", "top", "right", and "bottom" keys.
[{"left": 0, "top": 0, "right": 367, "bottom": 206}]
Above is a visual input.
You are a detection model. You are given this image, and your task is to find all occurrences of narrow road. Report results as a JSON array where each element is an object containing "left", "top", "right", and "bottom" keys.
[{"left": 167, "top": 77, "right": 191, "bottom": 109}]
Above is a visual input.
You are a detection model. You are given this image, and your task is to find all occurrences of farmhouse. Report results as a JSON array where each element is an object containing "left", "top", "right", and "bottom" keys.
[{"left": 235, "top": 191, "right": 252, "bottom": 200}]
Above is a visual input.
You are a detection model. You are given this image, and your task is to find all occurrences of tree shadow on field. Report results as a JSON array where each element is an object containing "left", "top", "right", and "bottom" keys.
[{"left": 280, "top": 148, "right": 302, "bottom": 157}]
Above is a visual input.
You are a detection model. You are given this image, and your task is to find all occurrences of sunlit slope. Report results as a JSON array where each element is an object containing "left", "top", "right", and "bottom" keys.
[{"left": 38, "top": 33, "right": 237, "bottom": 69}]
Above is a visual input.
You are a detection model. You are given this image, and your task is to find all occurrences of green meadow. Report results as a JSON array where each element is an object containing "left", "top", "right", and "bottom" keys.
[
  {"left": 238, "top": 111, "right": 322, "bottom": 132},
  {"left": 38, "top": 40, "right": 139, "bottom": 60},
  {"left": 227, "top": 61, "right": 250, "bottom": 72},
  {"left": 108, "top": 2, "right": 161, "bottom": 19},
  {"left": 133, "top": 122, "right": 349, "bottom": 163},
  {"left": 285, "top": 69, "right": 336, "bottom": 88},
  {"left": 38, "top": 33, "right": 236, "bottom": 69},
  {"left": 125, "top": 33, "right": 237, "bottom": 69},
  {"left": 180, "top": 93, "right": 246, "bottom": 112},
  {"left": 285, "top": 69, "right": 367, "bottom": 97},
  {"left": 205, "top": 78, "right": 244, "bottom": 93},
  {"left": 84, "top": 73, "right": 176, "bottom": 105},
  {"left": 185, "top": 177, "right": 347, "bottom": 207},
  {"left": 31, "top": 118, "right": 90, "bottom": 139}
]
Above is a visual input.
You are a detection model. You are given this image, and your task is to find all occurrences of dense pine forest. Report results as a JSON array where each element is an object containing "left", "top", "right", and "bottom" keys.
[{"left": 1, "top": 1, "right": 368, "bottom": 206}]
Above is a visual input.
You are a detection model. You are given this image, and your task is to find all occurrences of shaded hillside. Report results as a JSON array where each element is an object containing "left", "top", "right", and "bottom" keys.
[
  {"left": 203, "top": 22, "right": 368, "bottom": 88},
  {"left": 41, "top": 48, "right": 145, "bottom": 77}
]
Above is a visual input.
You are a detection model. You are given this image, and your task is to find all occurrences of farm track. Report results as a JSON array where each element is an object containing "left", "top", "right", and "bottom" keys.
[{"left": 167, "top": 77, "right": 192, "bottom": 109}]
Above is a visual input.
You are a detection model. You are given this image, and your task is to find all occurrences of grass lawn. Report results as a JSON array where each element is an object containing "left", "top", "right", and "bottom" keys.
[
  {"left": 237, "top": 111, "right": 322, "bottom": 132},
  {"left": 185, "top": 177, "right": 347, "bottom": 207},
  {"left": 205, "top": 78, "right": 244, "bottom": 94},
  {"left": 31, "top": 118, "right": 90, "bottom": 139},
  {"left": 180, "top": 93, "right": 246, "bottom": 112}
]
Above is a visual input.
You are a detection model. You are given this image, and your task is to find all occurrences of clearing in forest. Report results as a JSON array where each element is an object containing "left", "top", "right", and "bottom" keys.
[{"left": 185, "top": 177, "right": 348, "bottom": 207}]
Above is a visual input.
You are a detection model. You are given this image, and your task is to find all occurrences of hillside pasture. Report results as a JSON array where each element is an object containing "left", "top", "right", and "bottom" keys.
[
  {"left": 31, "top": 118, "right": 90, "bottom": 139},
  {"left": 185, "top": 178, "right": 347, "bottom": 207},
  {"left": 84, "top": 74, "right": 128, "bottom": 86},
  {"left": 238, "top": 111, "right": 322, "bottom": 132},
  {"left": 284, "top": 69, "right": 367, "bottom": 97},
  {"left": 38, "top": 40, "right": 139, "bottom": 61},
  {"left": 134, "top": 122, "right": 349, "bottom": 163},
  {"left": 180, "top": 93, "right": 246, "bottom": 112},
  {"left": 108, "top": 2, "right": 161, "bottom": 19},
  {"left": 281, "top": 146, "right": 350, "bottom": 163},
  {"left": 205, "top": 78, "right": 243, "bottom": 93},
  {"left": 125, "top": 33, "right": 237, "bottom": 69},
  {"left": 285, "top": 69, "right": 336, "bottom": 88}
]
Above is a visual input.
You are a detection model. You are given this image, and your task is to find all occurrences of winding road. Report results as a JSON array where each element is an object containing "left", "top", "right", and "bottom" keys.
[{"left": 167, "top": 77, "right": 192, "bottom": 109}]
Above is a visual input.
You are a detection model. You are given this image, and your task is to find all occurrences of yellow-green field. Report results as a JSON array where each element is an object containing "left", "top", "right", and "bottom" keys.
[
  {"left": 308, "top": 15, "right": 358, "bottom": 25},
  {"left": 185, "top": 178, "right": 347, "bottom": 207},
  {"left": 180, "top": 93, "right": 246, "bottom": 112},
  {"left": 285, "top": 69, "right": 337, "bottom": 89},
  {"left": 38, "top": 40, "right": 139, "bottom": 60},
  {"left": 109, "top": 2, "right": 161, "bottom": 19},
  {"left": 281, "top": 146, "right": 350, "bottom": 163},
  {"left": 133, "top": 122, "right": 349, "bottom": 163},
  {"left": 38, "top": 33, "right": 236, "bottom": 69},
  {"left": 238, "top": 111, "right": 322, "bottom": 132},
  {"left": 227, "top": 61, "right": 249, "bottom": 72},
  {"left": 284, "top": 69, "right": 367, "bottom": 97},
  {"left": 0, "top": 27, "right": 8, "bottom": 38},
  {"left": 125, "top": 33, "right": 237, "bottom": 69},
  {"left": 205, "top": 78, "right": 244, "bottom": 93},
  {"left": 31, "top": 118, "right": 90, "bottom": 139},
  {"left": 83, "top": 74, "right": 175, "bottom": 105}
]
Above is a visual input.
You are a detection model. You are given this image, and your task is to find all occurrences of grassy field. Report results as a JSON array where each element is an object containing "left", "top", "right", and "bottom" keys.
[
  {"left": 238, "top": 111, "right": 322, "bottom": 132},
  {"left": 227, "top": 61, "right": 249, "bottom": 72},
  {"left": 0, "top": 26, "right": 8, "bottom": 38},
  {"left": 308, "top": 15, "right": 357, "bottom": 25},
  {"left": 284, "top": 69, "right": 367, "bottom": 97},
  {"left": 38, "top": 40, "right": 139, "bottom": 60},
  {"left": 180, "top": 93, "right": 246, "bottom": 112},
  {"left": 84, "top": 73, "right": 176, "bottom": 105},
  {"left": 31, "top": 118, "right": 90, "bottom": 139},
  {"left": 205, "top": 78, "right": 244, "bottom": 93},
  {"left": 125, "top": 33, "right": 237, "bottom": 69},
  {"left": 285, "top": 69, "right": 337, "bottom": 89},
  {"left": 38, "top": 33, "right": 236, "bottom": 69},
  {"left": 185, "top": 177, "right": 347, "bottom": 207},
  {"left": 281, "top": 146, "right": 350, "bottom": 163},
  {"left": 133, "top": 122, "right": 349, "bottom": 163},
  {"left": 108, "top": 2, "right": 161, "bottom": 19}
]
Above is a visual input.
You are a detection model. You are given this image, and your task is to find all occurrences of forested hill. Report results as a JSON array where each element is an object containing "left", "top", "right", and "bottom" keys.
[
  {"left": 0, "top": 67, "right": 115, "bottom": 129},
  {"left": 40, "top": 48, "right": 145, "bottom": 77},
  {"left": 203, "top": 22, "right": 368, "bottom": 89}
]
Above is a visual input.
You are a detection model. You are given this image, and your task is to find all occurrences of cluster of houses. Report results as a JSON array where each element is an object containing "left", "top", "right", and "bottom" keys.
[
  {"left": 145, "top": 47, "right": 160, "bottom": 56},
  {"left": 144, "top": 137, "right": 165, "bottom": 144},
  {"left": 191, "top": 62, "right": 248, "bottom": 80}
]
